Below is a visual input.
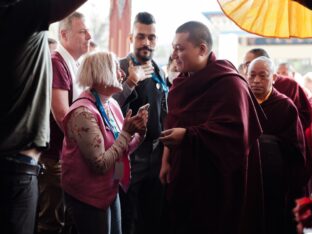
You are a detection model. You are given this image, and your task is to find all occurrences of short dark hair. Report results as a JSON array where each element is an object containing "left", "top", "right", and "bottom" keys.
[
  {"left": 176, "top": 21, "right": 213, "bottom": 51},
  {"left": 248, "top": 48, "right": 270, "bottom": 58},
  {"left": 134, "top": 12, "right": 155, "bottom": 25}
]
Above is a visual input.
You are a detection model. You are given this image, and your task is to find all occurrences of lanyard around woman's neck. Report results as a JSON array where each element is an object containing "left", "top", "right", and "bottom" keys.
[{"left": 91, "top": 89, "right": 119, "bottom": 140}]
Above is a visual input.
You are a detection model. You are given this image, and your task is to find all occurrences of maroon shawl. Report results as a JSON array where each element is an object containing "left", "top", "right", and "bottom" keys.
[
  {"left": 261, "top": 88, "right": 306, "bottom": 187},
  {"left": 274, "top": 75, "right": 312, "bottom": 182},
  {"left": 165, "top": 52, "right": 265, "bottom": 234},
  {"left": 261, "top": 88, "right": 305, "bottom": 160},
  {"left": 274, "top": 75, "right": 312, "bottom": 130},
  {"left": 259, "top": 88, "right": 306, "bottom": 234}
]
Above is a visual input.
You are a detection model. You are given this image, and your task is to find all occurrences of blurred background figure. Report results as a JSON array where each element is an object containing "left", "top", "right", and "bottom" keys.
[
  {"left": 48, "top": 38, "right": 58, "bottom": 53},
  {"left": 61, "top": 51, "right": 147, "bottom": 234},
  {"left": 237, "top": 63, "right": 245, "bottom": 76},
  {"left": 277, "top": 62, "right": 296, "bottom": 79},
  {"left": 276, "top": 62, "right": 305, "bottom": 87}
]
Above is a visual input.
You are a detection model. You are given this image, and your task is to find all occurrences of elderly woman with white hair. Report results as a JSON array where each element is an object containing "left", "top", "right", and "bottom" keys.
[{"left": 61, "top": 51, "right": 148, "bottom": 234}]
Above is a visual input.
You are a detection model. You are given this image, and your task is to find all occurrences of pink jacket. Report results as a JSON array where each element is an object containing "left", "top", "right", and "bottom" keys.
[{"left": 61, "top": 90, "right": 140, "bottom": 209}]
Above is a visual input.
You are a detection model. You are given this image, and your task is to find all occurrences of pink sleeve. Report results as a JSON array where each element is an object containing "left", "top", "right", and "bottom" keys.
[{"left": 128, "top": 133, "right": 144, "bottom": 154}]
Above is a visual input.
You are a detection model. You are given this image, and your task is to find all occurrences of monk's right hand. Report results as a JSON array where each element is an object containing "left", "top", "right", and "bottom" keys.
[{"left": 159, "top": 128, "right": 186, "bottom": 146}]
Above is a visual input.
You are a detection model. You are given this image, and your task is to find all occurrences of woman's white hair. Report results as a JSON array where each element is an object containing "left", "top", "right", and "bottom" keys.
[{"left": 78, "top": 51, "right": 119, "bottom": 88}]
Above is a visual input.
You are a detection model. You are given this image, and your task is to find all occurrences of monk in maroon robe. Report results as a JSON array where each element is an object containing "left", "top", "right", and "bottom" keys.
[
  {"left": 243, "top": 48, "right": 312, "bottom": 130},
  {"left": 247, "top": 56, "right": 306, "bottom": 234},
  {"left": 274, "top": 75, "right": 312, "bottom": 182},
  {"left": 159, "top": 21, "right": 265, "bottom": 234},
  {"left": 244, "top": 48, "right": 312, "bottom": 186}
]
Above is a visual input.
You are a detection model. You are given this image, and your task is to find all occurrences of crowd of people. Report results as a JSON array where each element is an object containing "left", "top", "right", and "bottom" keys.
[{"left": 2, "top": 1, "right": 312, "bottom": 234}]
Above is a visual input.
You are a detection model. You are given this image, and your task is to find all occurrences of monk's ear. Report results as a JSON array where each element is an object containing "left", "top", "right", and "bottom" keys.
[
  {"left": 198, "top": 43, "right": 209, "bottom": 56},
  {"left": 273, "top": 74, "right": 277, "bottom": 83}
]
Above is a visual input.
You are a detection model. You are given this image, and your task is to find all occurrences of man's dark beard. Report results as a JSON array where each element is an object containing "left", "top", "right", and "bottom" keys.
[{"left": 135, "top": 46, "right": 154, "bottom": 62}]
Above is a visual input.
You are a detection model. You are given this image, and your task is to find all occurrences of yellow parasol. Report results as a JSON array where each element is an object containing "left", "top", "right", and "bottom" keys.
[{"left": 217, "top": 0, "right": 312, "bottom": 38}]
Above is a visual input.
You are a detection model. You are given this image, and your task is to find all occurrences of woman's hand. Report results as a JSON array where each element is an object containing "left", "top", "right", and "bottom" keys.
[{"left": 122, "top": 109, "right": 148, "bottom": 136}]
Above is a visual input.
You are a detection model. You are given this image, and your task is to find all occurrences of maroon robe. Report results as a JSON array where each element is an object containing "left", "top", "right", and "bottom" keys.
[
  {"left": 165, "top": 52, "right": 265, "bottom": 234},
  {"left": 274, "top": 75, "right": 312, "bottom": 187},
  {"left": 259, "top": 88, "right": 306, "bottom": 234},
  {"left": 261, "top": 88, "right": 305, "bottom": 159},
  {"left": 274, "top": 75, "right": 312, "bottom": 130}
]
